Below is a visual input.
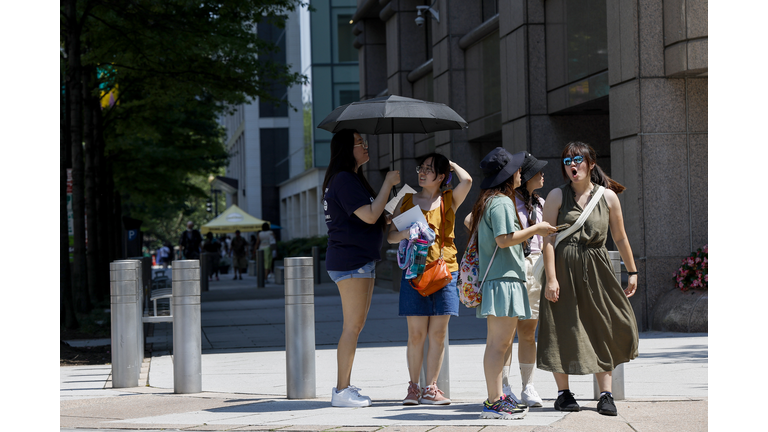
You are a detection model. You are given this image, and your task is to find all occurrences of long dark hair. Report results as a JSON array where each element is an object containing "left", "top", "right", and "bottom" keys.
[
  {"left": 560, "top": 141, "right": 625, "bottom": 194},
  {"left": 417, "top": 152, "right": 452, "bottom": 187},
  {"left": 467, "top": 174, "right": 520, "bottom": 240},
  {"left": 322, "top": 129, "right": 377, "bottom": 199},
  {"left": 515, "top": 186, "right": 541, "bottom": 226}
]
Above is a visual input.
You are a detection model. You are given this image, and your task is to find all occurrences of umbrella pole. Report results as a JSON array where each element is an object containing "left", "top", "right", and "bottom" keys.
[{"left": 390, "top": 121, "right": 398, "bottom": 197}]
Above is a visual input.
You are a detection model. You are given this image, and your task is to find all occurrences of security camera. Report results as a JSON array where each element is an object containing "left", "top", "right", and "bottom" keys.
[{"left": 415, "top": 6, "right": 439, "bottom": 27}]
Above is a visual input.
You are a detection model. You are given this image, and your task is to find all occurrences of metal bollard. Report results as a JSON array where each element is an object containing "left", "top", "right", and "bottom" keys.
[
  {"left": 128, "top": 256, "right": 147, "bottom": 363},
  {"left": 419, "top": 329, "right": 450, "bottom": 398},
  {"left": 199, "top": 252, "right": 209, "bottom": 292},
  {"left": 284, "top": 257, "right": 316, "bottom": 399},
  {"left": 172, "top": 260, "right": 202, "bottom": 393},
  {"left": 109, "top": 260, "right": 140, "bottom": 388},
  {"left": 257, "top": 251, "right": 265, "bottom": 287},
  {"left": 311, "top": 246, "right": 321, "bottom": 285},
  {"left": 593, "top": 251, "right": 625, "bottom": 400},
  {"left": 248, "top": 260, "right": 257, "bottom": 276}
]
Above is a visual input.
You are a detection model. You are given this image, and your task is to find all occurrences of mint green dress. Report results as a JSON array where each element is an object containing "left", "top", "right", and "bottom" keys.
[
  {"left": 475, "top": 195, "right": 531, "bottom": 319},
  {"left": 537, "top": 183, "right": 639, "bottom": 374}
]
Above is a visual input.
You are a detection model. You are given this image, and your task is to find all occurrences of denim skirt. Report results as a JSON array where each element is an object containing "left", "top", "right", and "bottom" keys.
[{"left": 399, "top": 270, "right": 459, "bottom": 316}]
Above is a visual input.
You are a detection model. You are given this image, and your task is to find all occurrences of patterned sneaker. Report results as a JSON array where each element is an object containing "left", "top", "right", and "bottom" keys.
[
  {"left": 521, "top": 384, "right": 543, "bottom": 407},
  {"left": 554, "top": 390, "right": 580, "bottom": 412},
  {"left": 403, "top": 381, "right": 420, "bottom": 405},
  {"left": 331, "top": 385, "right": 372, "bottom": 407},
  {"left": 420, "top": 384, "right": 451, "bottom": 405},
  {"left": 502, "top": 384, "right": 525, "bottom": 407},
  {"left": 503, "top": 393, "right": 527, "bottom": 410},
  {"left": 597, "top": 392, "right": 618, "bottom": 416},
  {"left": 480, "top": 396, "right": 527, "bottom": 420}
]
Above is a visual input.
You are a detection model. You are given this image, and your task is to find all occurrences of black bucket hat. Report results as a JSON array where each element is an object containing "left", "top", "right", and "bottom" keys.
[
  {"left": 480, "top": 147, "right": 526, "bottom": 189},
  {"left": 519, "top": 152, "right": 548, "bottom": 186}
]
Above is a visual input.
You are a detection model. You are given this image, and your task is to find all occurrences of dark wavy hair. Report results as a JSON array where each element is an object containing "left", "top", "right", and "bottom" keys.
[
  {"left": 560, "top": 141, "right": 625, "bottom": 194},
  {"left": 467, "top": 174, "right": 522, "bottom": 240},
  {"left": 417, "top": 153, "right": 451, "bottom": 187}
]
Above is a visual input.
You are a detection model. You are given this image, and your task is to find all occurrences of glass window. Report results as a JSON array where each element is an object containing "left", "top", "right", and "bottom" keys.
[
  {"left": 258, "top": 20, "right": 289, "bottom": 117},
  {"left": 338, "top": 89, "right": 358, "bottom": 106},
  {"left": 337, "top": 14, "right": 357, "bottom": 62}
]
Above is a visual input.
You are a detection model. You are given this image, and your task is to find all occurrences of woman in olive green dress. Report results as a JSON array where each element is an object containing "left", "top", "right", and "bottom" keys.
[{"left": 537, "top": 141, "right": 639, "bottom": 417}]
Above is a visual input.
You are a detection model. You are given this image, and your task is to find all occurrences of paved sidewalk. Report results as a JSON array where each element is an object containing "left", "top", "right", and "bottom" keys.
[{"left": 61, "top": 270, "right": 708, "bottom": 431}]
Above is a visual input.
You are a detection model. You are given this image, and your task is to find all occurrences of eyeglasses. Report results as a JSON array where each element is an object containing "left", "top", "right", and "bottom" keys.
[
  {"left": 416, "top": 165, "right": 435, "bottom": 175},
  {"left": 563, "top": 155, "right": 584, "bottom": 166},
  {"left": 354, "top": 140, "right": 368, "bottom": 149}
]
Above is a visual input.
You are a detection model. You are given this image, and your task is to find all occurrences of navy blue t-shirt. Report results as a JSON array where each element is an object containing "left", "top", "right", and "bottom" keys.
[{"left": 324, "top": 171, "right": 384, "bottom": 271}]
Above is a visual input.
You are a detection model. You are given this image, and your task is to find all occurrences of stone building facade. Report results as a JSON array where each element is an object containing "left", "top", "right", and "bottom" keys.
[{"left": 351, "top": 0, "right": 707, "bottom": 330}]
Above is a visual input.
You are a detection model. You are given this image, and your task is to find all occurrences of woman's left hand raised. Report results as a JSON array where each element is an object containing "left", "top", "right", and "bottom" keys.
[{"left": 624, "top": 274, "right": 637, "bottom": 298}]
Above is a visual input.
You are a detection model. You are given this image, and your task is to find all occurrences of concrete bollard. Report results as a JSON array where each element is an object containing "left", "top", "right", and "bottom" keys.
[
  {"left": 284, "top": 257, "right": 316, "bottom": 399},
  {"left": 248, "top": 260, "right": 257, "bottom": 276},
  {"left": 593, "top": 251, "right": 626, "bottom": 400},
  {"left": 419, "top": 329, "right": 450, "bottom": 398},
  {"left": 109, "top": 260, "right": 141, "bottom": 388},
  {"left": 172, "top": 260, "right": 202, "bottom": 394}
]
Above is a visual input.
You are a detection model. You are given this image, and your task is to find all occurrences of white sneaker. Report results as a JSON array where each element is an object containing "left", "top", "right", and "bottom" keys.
[
  {"left": 521, "top": 384, "right": 543, "bottom": 407},
  {"left": 502, "top": 384, "right": 524, "bottom": 406},
  {"left": 331, "top": 385, "right": 372, "bottom": 407}
]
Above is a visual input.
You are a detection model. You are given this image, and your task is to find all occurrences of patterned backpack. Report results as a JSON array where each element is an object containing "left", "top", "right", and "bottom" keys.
[{"left": 457, "top": 232, "right": 498, "bottom": 308}]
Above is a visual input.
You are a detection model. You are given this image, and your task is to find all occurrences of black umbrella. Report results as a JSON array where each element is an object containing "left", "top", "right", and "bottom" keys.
[{"left": 317, "top": 95, "right": 468, "bottom": 195}]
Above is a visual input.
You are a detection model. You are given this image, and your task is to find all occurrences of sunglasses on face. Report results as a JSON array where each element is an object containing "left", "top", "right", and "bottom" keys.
[
  {"left": 354, "top": 140, "right": 369, "bottom": 149},
  {"left": 563, "top": 155, "right": 584, "bottom": 166}
]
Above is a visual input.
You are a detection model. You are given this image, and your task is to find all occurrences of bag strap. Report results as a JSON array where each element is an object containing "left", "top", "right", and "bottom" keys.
[
  {"left": 438, "top": 192, "right": 445, "bottom": 258},
  {"left": 481, "top": 240, "right": 499, "bottom": 288},
  {"left": 553, "top": 185, "right": 605, "bottom": 248}
]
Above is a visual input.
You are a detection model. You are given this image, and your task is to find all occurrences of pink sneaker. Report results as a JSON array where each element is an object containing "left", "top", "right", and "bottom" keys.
[
  {"left": 420, "top": 384, "right": 451, "bottom": 405},
  {"left": 403, "top": 381, "right": 420, "bottom": 405}
]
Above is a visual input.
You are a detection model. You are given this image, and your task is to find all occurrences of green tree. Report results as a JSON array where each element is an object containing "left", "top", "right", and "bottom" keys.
[{"left": 61, "top": 0, "right": 308, "bottom": 322}]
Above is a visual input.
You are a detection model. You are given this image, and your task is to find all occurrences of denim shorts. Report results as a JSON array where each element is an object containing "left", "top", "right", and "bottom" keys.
[
  {"left": 399, "top": 270, "right": 459, "bottom": 316},
  {"left": 327, "top": 261, "right": 376, "bottom": 283}
]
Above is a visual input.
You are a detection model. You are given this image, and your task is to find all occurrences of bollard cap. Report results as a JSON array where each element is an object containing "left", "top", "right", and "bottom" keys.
[
  {"left": 110, "top": 260, "right": 140, "bottom": 271},
  {"left": 172, "top": 260, "right": 200, "bottom": 269},
  {"left": 285, "top": 257, "right": 313, "bottom": 267}
]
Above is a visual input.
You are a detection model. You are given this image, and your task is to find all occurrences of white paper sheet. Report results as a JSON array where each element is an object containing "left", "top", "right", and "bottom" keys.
[
  {"left": 384, "top": 183, "right": 417, "bottom": 214},
  {"left": 392, "top": 204, "right": 428, "bottom": 231}
]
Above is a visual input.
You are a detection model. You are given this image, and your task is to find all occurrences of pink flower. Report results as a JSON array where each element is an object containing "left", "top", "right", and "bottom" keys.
[
  {"left": 703, "top": 245, "right": 708, "bottom": 253},
  {"left": 704, "top": 275, "right": 708, "bottom": 282}
]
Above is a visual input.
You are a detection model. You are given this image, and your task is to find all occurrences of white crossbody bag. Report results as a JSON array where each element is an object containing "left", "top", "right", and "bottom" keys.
[{"left": 532, "top": 186, "right": 605, "bottom": 285}]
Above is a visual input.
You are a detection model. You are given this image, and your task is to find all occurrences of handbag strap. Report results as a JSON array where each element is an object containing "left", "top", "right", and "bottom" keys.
[
  {"left": 481, "top": 242, "right": 499, "bottom": 288},
  {"left": 553, "top": 185, "right": 605, "bottom": 248},
  {"left": 438, "top": 192, "right": 445, "bottom": 258}
]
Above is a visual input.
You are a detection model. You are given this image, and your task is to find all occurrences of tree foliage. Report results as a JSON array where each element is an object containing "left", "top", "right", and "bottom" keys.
[{"left": 61, "top": 0, "right": 307, "bottom": 320}]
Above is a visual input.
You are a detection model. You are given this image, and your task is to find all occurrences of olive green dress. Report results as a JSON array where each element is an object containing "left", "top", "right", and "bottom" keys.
[{"left": 537, "top": 183, "right": 639, "bottom": 375}]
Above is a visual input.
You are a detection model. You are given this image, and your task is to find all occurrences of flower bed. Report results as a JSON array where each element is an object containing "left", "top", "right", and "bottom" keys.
[{"left": 672, "top": 245, "right": 707, "bottom": 291}]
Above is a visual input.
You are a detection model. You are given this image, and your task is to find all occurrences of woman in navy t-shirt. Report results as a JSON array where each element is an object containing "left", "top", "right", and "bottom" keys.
[{"left": 322, "top": 129, "right": 400, "bottom": 407}]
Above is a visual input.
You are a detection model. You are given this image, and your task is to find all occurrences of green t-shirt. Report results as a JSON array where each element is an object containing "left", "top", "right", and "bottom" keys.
[{"left": 478, "top": 195, "right": 526, "bottom": 282}]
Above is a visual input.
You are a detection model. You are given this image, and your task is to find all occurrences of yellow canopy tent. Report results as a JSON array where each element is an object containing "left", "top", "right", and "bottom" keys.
[{"left": 200, "top": 204, "right": 271, "bottom": 234}]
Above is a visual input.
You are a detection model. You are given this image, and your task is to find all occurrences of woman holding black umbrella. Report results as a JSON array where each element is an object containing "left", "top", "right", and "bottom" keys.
[{"left": 322, "top": 129, "right": 400, "bottom": 407}]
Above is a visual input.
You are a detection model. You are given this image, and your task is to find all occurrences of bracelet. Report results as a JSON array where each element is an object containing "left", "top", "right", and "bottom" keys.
[{"left": 627, "top": 271, "right": 638, "bottom": 276}]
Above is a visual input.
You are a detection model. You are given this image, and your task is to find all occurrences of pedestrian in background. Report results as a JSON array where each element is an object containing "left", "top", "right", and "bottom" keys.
[
  {"left": 157, "top": 243, "right": 171, "bottom": 268},
  {"left": 257, "top": 222, "right": 277, "bottom": 280},
  {"left": 179, "top": 221, "right": 203, "bottom": 260},
  {"left": 203, "top": 232, "right": 221, "bottom": 281},
  {"left": 322, "top": 129, "right": 400, "bottom": 407},
  {"left": 387, "top": 154, "right": 472, "bottom": 406},
  {"left": 230, "top": 230, "right": 248, "bottom": 280},
  {"left": 465, "top": 148, "right": 556, "bottom": 420}
]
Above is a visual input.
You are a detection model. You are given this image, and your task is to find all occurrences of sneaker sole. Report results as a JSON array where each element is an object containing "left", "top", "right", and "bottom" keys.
[
  {"left": 598, "top": 408, "right": 618, "bottom": 416},
  {"left": 403, "top": 399, "right": 419, "bottom": 405},
  {"left": 480, "top": 411, "right": 526, "bottom": 420},
  {"left": 332, "top": 400, "right": 371, "bottom": 408},
  {"left": 554, "top": 404, "right": 580, "bottom": 412}
]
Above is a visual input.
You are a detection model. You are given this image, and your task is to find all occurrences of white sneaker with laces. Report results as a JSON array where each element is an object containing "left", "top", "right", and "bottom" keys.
[
  {"left": 521, "top": 384, "right": 543, "bottom": 407},
  {"left": 331, "top": 385, "right": 372, "bottom": 407},
  {"left": 502, "top": 384, "right": 523, "bottom": 406}
]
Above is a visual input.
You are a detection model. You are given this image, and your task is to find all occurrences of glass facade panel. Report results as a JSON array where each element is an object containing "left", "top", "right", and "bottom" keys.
[
  {"left": 258, "top": 20, "right": 289, "bottom": 117},
  {"left": 337, "top": 14, "right": 357, "bottom": 62}
]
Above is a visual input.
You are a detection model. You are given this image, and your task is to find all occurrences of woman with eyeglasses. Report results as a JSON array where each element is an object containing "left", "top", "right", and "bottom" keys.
[
  {"left": 322, "top": 129, "right": 401, "bottom": 407},
  {"left": 537, "top": 141, "right": 639, "bottom": 417},
  {"left": 387, "top": 153, "right": 472, "bottom": 406}
]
